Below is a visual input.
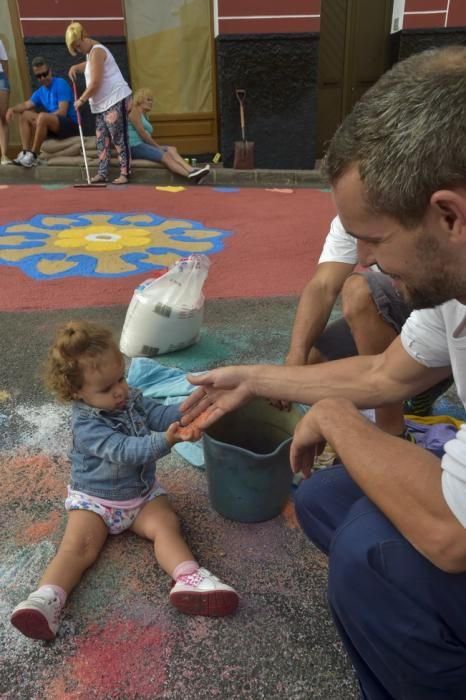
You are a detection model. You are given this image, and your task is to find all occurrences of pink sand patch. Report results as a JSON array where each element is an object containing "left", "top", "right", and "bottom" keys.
[{"left": 65, "top": 620, "right": 169, "bottom": 697}]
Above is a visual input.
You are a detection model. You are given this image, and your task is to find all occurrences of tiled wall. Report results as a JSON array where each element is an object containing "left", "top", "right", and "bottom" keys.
[
  {"left": 17, "top": 1, "right": 466, "bottom": 39},
  {"left": 402, "top": 0, "right": 466, "bottom": 29},
  {"left": 216, "top": 0, "right": 320, "bottom": 35},
  {"left": 17, "top": 0, "right": 124, "bottom": 37}
]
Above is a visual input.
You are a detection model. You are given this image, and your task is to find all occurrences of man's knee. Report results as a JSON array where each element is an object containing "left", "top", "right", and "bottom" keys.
[
  {"left": 341, "top": 273, "right": 376, "bottom": 322},
  {"left": 295, "top": 467, "right": 359, "bottom": 554},
  {"left": 36, "top": 112, "right": 57, "bottom": 130},
  {"left": 307, "top": 346, "right": 326, "bottom": 365}
]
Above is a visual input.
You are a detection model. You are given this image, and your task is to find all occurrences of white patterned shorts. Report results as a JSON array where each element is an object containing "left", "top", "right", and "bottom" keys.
[{"left": 65, "top": 482, "right": 166, "bottom": 535}]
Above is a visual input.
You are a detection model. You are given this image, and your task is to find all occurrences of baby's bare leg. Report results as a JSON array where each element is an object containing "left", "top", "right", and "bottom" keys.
[
  {"left": 130, "top": 495, "right": 193, "bottom": 575},
  {"left": 40, "top": 509, "right": 108, "bottom": 594}
]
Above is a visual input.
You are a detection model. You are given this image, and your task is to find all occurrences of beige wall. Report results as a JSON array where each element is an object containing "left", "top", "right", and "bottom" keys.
[{"left": 1, "top": 0, "right": 31, "bottom": 151}]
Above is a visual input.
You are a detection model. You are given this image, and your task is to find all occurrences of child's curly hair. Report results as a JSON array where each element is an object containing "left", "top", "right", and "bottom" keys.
[{"left": 45, "top": 320, "right": 121, "bottom": 401}]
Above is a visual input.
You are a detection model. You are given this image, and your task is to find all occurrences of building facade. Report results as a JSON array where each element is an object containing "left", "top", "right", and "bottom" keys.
[{"left": 7, "top": 0, "right": 466, "bottom": 168}]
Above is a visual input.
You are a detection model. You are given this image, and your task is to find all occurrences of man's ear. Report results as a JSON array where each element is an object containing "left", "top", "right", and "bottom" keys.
[{"left": 430, "top": 190, "right": 466, "bottom": 239}]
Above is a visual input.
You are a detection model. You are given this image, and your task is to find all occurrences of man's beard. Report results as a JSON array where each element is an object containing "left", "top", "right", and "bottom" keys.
[
  {"left": 404, "top": 233, "right": 463, "bottom": 309},
  {"left": 403, "top": 267, "right": 463, "bottom": 310},
  {"left": 404, "top": 281, "right": 449, "bottom": 310}
]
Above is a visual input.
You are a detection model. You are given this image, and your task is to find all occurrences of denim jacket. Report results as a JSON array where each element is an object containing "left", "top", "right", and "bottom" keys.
[{"left": 70, "top": 387, "right": 181, "bottom": 499}]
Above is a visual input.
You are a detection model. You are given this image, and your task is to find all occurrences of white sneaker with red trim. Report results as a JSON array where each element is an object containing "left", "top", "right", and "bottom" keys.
[
  {"left": 10, "top": 586, "right": 62, "bottom": 640},
  {"left": 170, "top": 567, "right": 239, "bottom": 617}
]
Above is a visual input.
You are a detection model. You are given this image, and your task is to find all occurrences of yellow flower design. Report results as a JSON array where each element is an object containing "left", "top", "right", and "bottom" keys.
[
  {"left": 55, "top": 225, "right": 151, "bottom": 252},
  {"left": 0, "top": 212, "right": 230, "bottom": 279}
]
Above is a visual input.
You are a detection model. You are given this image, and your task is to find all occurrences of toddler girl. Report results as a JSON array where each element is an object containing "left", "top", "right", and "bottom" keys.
[{"left": 11, "top": 320, "right": 238, "bottom": 640}]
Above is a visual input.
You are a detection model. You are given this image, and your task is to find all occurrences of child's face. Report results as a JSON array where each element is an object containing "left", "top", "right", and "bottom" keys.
[{"left": 75, "top": 350, "right": 129, "bottom": 411}]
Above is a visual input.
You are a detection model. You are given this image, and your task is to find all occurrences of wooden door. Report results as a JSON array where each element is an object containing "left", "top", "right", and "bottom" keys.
[{"left": 316, "top": 0, "right": 394, "bottom": 159}]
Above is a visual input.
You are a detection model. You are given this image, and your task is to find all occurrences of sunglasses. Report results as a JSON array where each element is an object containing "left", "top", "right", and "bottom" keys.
[{"left": 35, "top": 69, "right": 50, "bottom": 80}]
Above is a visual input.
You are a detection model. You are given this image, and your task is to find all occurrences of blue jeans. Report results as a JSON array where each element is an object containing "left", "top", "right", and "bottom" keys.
[
  {"left": 131, "top": 142, "right": 167, "bottom": 162},
  {"left": 295, "top": 466, "right": 466, "bottom": 699}
]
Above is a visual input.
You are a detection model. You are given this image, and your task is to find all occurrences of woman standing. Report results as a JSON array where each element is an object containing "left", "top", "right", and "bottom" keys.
[
  {"left": 65, "top": 22, "right": 131, "bottom": 185},
  {"left": 129, "top": 88, "right": 210, "bottom": 182},
  {"left": 0, "top": 39, "right": 11, "bottom": 164}
]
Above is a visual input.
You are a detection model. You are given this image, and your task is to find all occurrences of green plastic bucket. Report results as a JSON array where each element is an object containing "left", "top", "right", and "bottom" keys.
[{"left": 203, "top": 398, "right": 305, "bottom": 523}]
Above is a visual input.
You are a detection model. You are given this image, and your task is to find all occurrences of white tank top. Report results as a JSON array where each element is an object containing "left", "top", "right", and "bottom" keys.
[{"left": 85, "top": 44, "right": 131, "bottom": 114}]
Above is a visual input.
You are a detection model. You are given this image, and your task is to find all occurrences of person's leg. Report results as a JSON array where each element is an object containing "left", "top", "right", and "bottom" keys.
[
  {"left": 131, "top": 141, "right": 189, "bottom": 177},
  {"left": 296, "top": 467, "right": 466, "bottom": 699},
  {"left": 18, "top": 110, "right": 37, "bottom": 151},
  {"left": 0, "top": 89, "right": 10, "bottom": 160},
  {"left": 39, "top": 509, "right": 108, "bottom": 591},
  {"left": 31, "top": 112, "right": 60, "bottom": 155},
  {"left": 104, "top": 100, "right": 130, "bottom": 183},
  {"left": 131, "top": 142, "right": 164, "bottom": 164},
  {"left": 165, "top": 146, "right": 193, "bottom": 174},
  {"left": 130, "top": 495, "right": 194, "bottom": 574},
  {"left": 130, "top": 495, "right": 238, "bottom": 616},
  {"left": 94, "top": 111, "right": 111, "bottom": 181},
  {"left": 341, "top": 272, "right": 406, "bottom": 435},
  {"left": 11, "top": 509, "right": 108, "bottom": 639}
]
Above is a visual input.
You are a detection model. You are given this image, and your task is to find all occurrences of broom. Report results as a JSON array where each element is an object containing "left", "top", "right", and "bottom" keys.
[{"left": 72, "top": 81, "right": 106, "bottom": 189}]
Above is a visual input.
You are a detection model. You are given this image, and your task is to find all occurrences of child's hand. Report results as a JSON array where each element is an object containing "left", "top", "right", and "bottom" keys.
[{"left": 166, "top": 421, "right": 203, "bottom": 446}]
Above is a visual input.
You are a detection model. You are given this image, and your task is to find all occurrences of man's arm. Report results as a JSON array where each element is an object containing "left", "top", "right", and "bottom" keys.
[
  {"left": 55, "top": 99, "right": 70, "bottom": 117},
  {"left": 181, "top": 337, "right": 452, "bottom": 426},
  {"left": 285, "top": 261, "right": 355, "bottom": 365},
  {"left": 291, "top": 398, "right": 466, "bottom": 573},
  {"left": 6, "top": 99, "right": 35, "bottom": 122}
]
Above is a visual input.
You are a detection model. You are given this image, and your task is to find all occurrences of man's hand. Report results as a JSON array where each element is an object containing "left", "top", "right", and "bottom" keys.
[
  {"left": 289, "top": 407, "right": 328, "bottom": 477},
  {"left": 180, "top": 366, "right": 256, "bottom": 428},
  {"left": 5, "top": 107, "right": 15, "bottom": 123}
]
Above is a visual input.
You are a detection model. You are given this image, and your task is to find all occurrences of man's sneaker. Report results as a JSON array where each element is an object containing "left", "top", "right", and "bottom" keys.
[
  {"left": 188, "top": 164, "right": 210, "bottom": 182},
  {"left": 20, "top": 151, "right": 38, "bottom": 168},
  {"left": 1, "top": 155, "right": 12, "bottom": 165},
  {"left": 10, "top": 586, "right": 62, "bottom": 640},
  {"left": 13, "top": 150, "right": 27, "bottom": 165},
  {"left": 170, "top": 567, "right": 239, "bottom": 617}
]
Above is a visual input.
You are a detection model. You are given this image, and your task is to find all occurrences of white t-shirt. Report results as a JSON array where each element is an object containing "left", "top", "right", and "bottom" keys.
[
  {"left": 0, "top": 40, "right": 7, "bottom": 63},
  {"left": 85, "top": 44, "right": 131, "bottom": 114},
  {"left": 318, "top": 215, "right": 378, "bottom": 270},
  {"left": 401, "top": 300, "right": 466, "bottom": 526}
]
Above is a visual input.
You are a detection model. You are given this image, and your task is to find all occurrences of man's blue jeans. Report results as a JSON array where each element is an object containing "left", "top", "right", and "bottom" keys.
[{"left": 295, "top": 465, "right": 466, "bottom": 699}]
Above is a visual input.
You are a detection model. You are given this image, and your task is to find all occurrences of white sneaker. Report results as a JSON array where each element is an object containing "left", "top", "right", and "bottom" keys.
[
  {"left": 170, "top": 567, "right": 239, "bottom": 617},
  {"left": 10, "top": 586, "right": 62, "bottom": 640},
  {"left": 1, "top": 155, "right": 12, "bottom": 165},
  {"left": 13, "top": 150, "right": 27, "bottom": 165},
  {"left": 20, "top": 151, "right": 38, "bottom": 168},
  {"left": 188, "top": 164, "right": 210, "bottom": 181}
]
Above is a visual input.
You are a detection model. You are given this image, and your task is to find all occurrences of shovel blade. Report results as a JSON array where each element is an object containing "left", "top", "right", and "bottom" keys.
[{"left": 233, "top": 141, "right": 255, "bottom": 169}]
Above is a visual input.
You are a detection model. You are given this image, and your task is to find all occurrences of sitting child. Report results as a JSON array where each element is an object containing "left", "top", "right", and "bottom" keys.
[
  {"left": 11, "top": 320, "right": 238, "bottom": 640},
  {"left": 128, "top": 87, "right": 210, "bottom": 182}
]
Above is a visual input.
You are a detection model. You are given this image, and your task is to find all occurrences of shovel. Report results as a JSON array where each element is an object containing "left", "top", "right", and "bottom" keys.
[{"left": 233, "top": 89, "right": 255, "bottom": 169}]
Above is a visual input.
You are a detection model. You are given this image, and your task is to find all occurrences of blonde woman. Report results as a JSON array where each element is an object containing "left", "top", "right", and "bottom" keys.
[
  {"left": 129, "top": 88, "right": 209, "bottom": 182},
  {"left": 65, "top": 22, "right": 131, "bottom": 185},
  {"left": 0, "top": 39, "right": 11, "bottom": 164}
]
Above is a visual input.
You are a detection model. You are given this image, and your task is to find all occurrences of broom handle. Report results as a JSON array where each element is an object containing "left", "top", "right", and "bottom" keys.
[
  {"left": 72, "top": 80, "right": 91, "bottom": 185},
  {"left": 236, "top": 89, "right": 246, "bottom": 141}
]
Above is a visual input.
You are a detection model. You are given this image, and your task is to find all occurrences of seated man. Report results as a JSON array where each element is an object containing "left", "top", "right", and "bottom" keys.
[
  {"left": 6, "top": 56, "right": 78, "bottom": 168},
  {"left": 279, "top": 214, "right": 452, "bottom": 437}
]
